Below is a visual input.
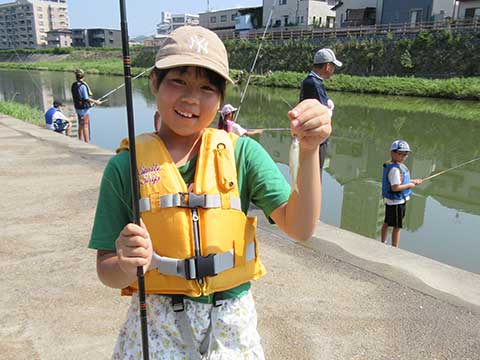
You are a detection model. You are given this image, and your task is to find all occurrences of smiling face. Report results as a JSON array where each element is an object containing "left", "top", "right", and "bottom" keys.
[{"left": 153, "top": 66, "right": 222, "bottom": 140}]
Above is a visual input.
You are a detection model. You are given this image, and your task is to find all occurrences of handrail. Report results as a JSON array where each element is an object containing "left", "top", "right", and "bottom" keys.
[{"left": 216, "top": 18, "right": 479, "bottom": 41}]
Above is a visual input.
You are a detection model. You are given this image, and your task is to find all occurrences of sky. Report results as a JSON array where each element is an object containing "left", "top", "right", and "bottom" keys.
[{"left": 0, "top": 0, "right": 262, "bottom": 37}]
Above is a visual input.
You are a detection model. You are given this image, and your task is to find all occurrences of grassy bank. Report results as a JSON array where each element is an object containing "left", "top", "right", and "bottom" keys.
[
  {"left": 0, "top": 101, "right": 44, "bottom": 126},
  {"left": 0, "top": 60, "right": 144, "bottom": 77},
  {"left": 242, "top": 71, "right": 480, "bottom": 100},
  {"left": 0, "top": 60, "right": 479, "bottom": 100}
]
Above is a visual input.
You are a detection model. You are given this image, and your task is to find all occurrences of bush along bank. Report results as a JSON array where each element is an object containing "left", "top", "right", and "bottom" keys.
[
  {"left": 0, "top": 101, "right": 44, "bottom": 126},
  {"left": 242, "top": 71, "right": 480, "bottom": 100}
]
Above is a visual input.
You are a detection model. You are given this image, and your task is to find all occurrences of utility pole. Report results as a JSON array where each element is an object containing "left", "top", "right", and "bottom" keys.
[{"left": 207, "top": 0, "right": 210, "bottom": 12}]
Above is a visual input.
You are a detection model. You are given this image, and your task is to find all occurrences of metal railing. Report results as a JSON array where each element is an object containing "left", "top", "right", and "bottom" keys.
[{"left": 216, "top": 18, "right": 480, "bottom": 41}]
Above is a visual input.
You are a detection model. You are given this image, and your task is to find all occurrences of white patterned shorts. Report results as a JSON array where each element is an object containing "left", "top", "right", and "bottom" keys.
[{"left": 112, "top": 291, "right": 265, "bottom": 360}]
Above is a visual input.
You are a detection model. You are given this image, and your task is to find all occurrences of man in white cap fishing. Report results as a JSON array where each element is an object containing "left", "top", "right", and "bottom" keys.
[
  {"left": 299, "top": 48, "right": 342, "bottom": 172},
  {"left": 381, "top": 140, "right": 423, "bottom": 247}
]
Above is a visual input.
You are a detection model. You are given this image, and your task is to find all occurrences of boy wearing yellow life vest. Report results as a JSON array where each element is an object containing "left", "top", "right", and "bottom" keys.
[{"left": 89, "top": 26, "right": 331, "bottom": 359}]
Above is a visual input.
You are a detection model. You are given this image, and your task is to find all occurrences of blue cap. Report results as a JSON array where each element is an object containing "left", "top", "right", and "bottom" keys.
[{"left": 390, "top": 140, "right": 411, "bottom": 152}]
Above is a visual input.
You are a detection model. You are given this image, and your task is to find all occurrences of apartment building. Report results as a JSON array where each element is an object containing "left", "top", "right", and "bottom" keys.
[
  {"left": 46, "top": 27, "right": 71, "bottom": 47},
  {"left": 71, "top": 28, "right": 121, "bottom": 48},
  {"left": 380, "top": 0, "right": 455, "bottom": 24},
  {"left": 0, "top": 0, "right": 69, "bottom": 49},
  {"left": 262, "top": 0, "right": 336, "bottom": 28},
  {"left": 157, "top": 12, "right": 199, "bottom": 35}
]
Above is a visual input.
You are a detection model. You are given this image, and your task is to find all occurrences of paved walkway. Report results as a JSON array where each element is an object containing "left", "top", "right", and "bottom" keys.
[{"left": 1, "top": 115, "right": 479, "bottom": 360}]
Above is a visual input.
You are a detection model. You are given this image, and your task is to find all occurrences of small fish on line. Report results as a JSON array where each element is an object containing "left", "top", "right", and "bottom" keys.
[{"left": 289, "top": 135, "right": 300, "bottom": 193}]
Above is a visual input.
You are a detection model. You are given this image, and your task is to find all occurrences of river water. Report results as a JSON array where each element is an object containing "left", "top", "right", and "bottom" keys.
[{"left": 1, "top": 69, "right": 479, "bottom": 274}]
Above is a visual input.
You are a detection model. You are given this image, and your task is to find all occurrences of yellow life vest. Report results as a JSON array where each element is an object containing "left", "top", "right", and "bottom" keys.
[{"left": 118, "top": 129, "right": 266, "bottom": 297}]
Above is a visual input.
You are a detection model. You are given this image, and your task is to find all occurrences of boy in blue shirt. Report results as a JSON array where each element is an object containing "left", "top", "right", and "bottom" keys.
[{"left": 381, "top": 140, "right": 423, "bottom": 247}]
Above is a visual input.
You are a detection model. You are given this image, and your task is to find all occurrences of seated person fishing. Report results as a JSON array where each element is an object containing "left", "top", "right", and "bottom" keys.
[{"left": 44, "top": 100, "right": 73, "bottom": 136}]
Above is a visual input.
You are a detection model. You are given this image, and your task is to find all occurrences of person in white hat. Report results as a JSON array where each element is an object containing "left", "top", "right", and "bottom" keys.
[
  {"left": 299, "top": 48, "right": 342, "bottom": 173},
  {"left": 381, "top": 140, "right": 423, "bottom": 247},
  {"left": 217, "top": 103, "right": 263, "bottom": 136},
  {"left": 89, "top": 25, "right": 332, "bottom": 359}
]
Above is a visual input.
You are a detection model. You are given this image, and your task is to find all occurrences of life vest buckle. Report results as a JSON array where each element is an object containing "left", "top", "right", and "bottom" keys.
[
  {"left": 178, "top": 192, "right": 206, "bottom": 208},
  {"left": 185, "top": 254, "right": 217, "bottom": 280},
  {"left": 171, "top": 295, "right": 185, "bottom": 312}
]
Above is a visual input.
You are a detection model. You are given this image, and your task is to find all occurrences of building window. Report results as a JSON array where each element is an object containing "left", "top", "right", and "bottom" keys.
[
  {"left": 301, "top": 16, "right": 304, "bottom": 23},
  {"left": 280, "top": 0, "right": 287, "bottom": 5},
  {"left": 210, "top": 16, "right": 216, "bottom": 23},
  {"left": 231, "top": 13, "right": 236, "bottom": 21},
  {"left": 220, "top": 15, "right": 227, "bottom": 22},
  {"left": 465, "top": 8, "right": 480, "bottom": 18}
]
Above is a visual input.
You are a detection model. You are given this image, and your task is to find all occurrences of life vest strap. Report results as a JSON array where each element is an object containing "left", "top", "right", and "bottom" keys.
[
  {"left": 149, "top": 242, "right": 256, "bottom": 280},
  {"left": 139, "top": 192, "right": 242, "bottom": 212}
]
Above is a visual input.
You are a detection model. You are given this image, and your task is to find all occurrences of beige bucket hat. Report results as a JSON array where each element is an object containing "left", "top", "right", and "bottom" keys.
[{"left": 155, "top": 26, "right": 233, "bottom": 83}]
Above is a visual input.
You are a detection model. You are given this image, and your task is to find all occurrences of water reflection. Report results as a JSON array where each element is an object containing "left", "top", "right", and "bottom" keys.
[{"left": 1, "top": 69, "right": 479, "bottom": 274}]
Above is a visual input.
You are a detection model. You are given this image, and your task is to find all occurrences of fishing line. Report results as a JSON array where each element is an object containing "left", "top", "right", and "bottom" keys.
[
  {"left": 98, "top": 66, "right": 154, "bottom": 102},
  {"left": 4, "top": 32, "right": 43, "bottom": 96},
  {"left": 260, "top": 127, "right": 290, "bottom": 131},
  {"left": 234, "top": 0, "right": 278, "bottom": 122},
  {"left": 421, "top": 156, "right": 480, "bottom": 182}
]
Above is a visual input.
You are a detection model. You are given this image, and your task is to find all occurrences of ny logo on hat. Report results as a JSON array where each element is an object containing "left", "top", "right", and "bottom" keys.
[{"left": 189, "top": 35, "right": 209, "bottom": 54}]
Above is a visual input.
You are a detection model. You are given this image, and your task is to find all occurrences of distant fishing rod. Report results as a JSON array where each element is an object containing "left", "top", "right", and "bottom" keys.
[
  {"left": 119, "top": 0, "right": 150, "bottom": 359},
  {"left": 234, "top": 0, "right": 278, "bottom": 122},
  {"left": 421, "top": 156, "right": 480, "bottom": 182},
  {"left": 98, "top": 65, "right": 154, "bottom": 102},
  {"left": 260, "top": 127, "right": 289, "bottom": 131}
]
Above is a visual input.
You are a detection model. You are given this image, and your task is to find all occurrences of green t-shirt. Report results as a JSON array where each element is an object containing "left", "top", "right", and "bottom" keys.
[{"left": 89, "top": 135, "right": 291, "bottom": 302}]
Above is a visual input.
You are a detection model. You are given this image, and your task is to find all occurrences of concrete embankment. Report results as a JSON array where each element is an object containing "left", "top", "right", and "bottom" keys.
[{"left": 1, "top": 115, "right": 479, "bottom": 360}]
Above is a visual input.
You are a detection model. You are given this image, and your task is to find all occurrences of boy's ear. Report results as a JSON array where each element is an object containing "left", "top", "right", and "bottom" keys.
[{"left": 149, "top": 72, "right": 158, "bottom": 94}]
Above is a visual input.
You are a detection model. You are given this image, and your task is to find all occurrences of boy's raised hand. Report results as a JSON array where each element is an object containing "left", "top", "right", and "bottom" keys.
[
  {"left": 115, "top": 219, "right": 153, "bottom": 276},
  {"left": 288, "top": 99, "right": 332, "bottom": 151}
]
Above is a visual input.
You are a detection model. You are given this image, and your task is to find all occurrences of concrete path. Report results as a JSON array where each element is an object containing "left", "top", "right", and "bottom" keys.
[{"left": 1, "top": 115, "right": 479, "bottom": 360}]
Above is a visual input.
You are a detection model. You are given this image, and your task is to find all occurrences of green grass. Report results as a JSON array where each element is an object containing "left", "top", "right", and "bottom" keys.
[
  {"left": 246, "top": 71, "right": 480, "bottom": 100},
  {"left": 0, "top": 60, "right": 144, "bottom": 77},
  {"left": 0, "top": 60, "right": 479, "bottom": 100},
  {"left": 0, "top": 101, "right": 44, "bottom": 126}
]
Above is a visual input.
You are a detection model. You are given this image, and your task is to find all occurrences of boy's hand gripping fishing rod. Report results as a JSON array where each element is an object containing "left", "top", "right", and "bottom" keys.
[{"left": 119, "top": 1, "right": 149, "bottom": 359}]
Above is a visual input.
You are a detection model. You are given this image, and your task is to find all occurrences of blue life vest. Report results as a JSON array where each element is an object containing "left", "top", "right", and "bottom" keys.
[
  {"left": 382, "top": 162, "right": 411, "bottom": 200},
  {"left": 44, "top": 107, "right": 57, "bottom": 126}
]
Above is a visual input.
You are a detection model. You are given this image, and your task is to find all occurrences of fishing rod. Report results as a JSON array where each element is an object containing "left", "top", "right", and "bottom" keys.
[
  {"left": 97, "top": 66, "right": 154, "bottom": 102},
  {"left": 118, "top": 0, "right": 149, "bottom": 359},
  {"left": 234, "top": 0, "right": 278, "bottom": 122},
  {"left": 421, "top": 156, "right": 480, "bottom": 182},
  {"left": 260, "top": 127, "right": 290, "bottom": 131}
]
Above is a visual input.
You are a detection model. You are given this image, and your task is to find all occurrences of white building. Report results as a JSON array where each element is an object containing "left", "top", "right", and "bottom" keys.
[
  {"left": 333, "top": 0, "right": 380, "bottom": 27},
  {"left": 156, "top": 12, "right": 199, "bottom": 35},
  {"left": 199, "top": 6, "right": 261, "bottom": 31},
  {"left": 0, "top": 0, "right": 69, "bottom": 49},
  {"left": 262, "top": 0, "right": 337, "bottom": 29},
  {"left": 46, "top": 27, "right": 71, "bottom": 47},
  {"left": 455, "top": 0, "right": 480, "bottom": 19}
]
